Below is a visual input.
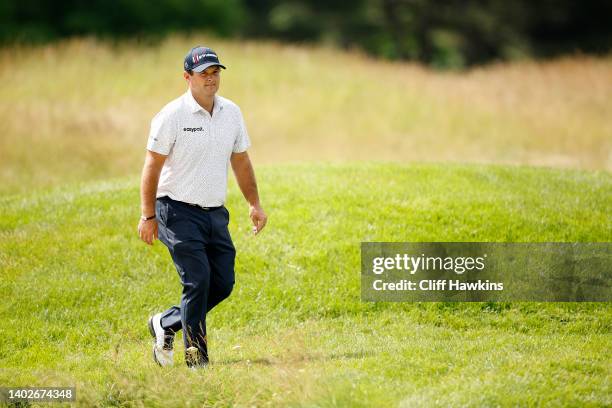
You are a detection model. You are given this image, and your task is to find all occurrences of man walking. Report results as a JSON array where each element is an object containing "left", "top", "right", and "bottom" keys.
[{"left": 138, "top": 46, "right": 267, "bottom": 368}]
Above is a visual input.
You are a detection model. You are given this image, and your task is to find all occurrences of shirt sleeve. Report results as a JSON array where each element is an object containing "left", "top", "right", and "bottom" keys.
[
  {"left": 146, "top": 111, "right": 176, "bottom": 155},
  {"left": 233, "top": 108, "right": 251, "bottom": 153}
]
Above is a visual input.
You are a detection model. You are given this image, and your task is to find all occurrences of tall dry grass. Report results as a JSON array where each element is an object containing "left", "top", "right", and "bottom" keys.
[{"left": 0, "top": 35, "right": 610, "bottom": 194}]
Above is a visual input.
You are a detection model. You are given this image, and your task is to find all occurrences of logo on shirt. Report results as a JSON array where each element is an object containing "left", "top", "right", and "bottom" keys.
[{"left": 183, "top": 127, "right": 204, "bottom": 132}]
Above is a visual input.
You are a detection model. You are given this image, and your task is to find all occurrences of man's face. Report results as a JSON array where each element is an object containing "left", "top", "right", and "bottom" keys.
[{"left": 185, "top": 65, "right": 221, "bottom": 96}]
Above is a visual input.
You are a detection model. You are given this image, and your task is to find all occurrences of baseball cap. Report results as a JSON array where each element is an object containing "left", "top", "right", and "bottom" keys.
[{"left": 184, "top": 46, "right": 226, "bottom": 73}]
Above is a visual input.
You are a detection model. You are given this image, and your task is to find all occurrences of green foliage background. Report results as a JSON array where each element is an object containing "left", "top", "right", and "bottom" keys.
[{"left": 2, "top": 0, "right": 611, "bottom": 68}]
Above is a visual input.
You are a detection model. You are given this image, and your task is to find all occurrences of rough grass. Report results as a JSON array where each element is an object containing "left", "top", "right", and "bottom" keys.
[
  {"left": 1, "top": 36, "right": 611, "bottom": 195},
  {"left": 1, "top": 163, "right": 610, "bottom": 407}
]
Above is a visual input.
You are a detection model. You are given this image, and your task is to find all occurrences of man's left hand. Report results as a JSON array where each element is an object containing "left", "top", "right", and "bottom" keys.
[{"left": 249, "top": 204, "right": 267, "bottom": 235}]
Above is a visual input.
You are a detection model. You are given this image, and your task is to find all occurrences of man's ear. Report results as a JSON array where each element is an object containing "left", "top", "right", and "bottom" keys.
[{"left": 183, "top": 71, "right": 191, "bottom": 82}]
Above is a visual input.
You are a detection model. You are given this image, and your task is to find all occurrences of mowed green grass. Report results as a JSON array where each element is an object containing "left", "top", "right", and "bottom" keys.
[{"left": 0, "top": 163, "right": 610, "bottom": 407}]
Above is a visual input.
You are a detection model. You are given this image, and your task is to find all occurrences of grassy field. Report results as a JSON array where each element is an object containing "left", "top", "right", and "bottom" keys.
[
  {"left": 0, "top": 35, "right": 611, "bottom": 406},
  {"left": 1, "top": 163, "right": 611, "bottom": 407},
  {"left": 0, "top": 36, "right": 611, "bottom": 195}
]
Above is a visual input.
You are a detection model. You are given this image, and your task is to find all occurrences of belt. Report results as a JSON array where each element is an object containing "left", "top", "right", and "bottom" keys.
[
  {"left": 186, "top": 202, "right": 223, "bottom": 211},
  {"left": 160, "top": 196, "right": 223, "bottom": 211}
]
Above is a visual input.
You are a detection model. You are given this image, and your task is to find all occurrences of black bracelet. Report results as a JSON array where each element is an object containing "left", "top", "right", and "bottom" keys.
[{"left": 141, "top": 214, "right": 156, "bottom": 221}]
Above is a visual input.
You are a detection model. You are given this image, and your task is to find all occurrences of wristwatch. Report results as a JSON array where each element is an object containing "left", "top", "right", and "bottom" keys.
[{"left": 140, "top": 214, "right": 156, "bottom": 221}]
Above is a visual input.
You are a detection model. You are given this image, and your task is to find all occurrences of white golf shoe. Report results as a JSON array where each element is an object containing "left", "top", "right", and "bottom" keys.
[{"left": 148, "top": 313, "right": 175, "bottom": 367}]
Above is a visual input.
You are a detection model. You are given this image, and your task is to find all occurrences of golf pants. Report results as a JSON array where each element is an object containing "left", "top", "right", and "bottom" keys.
[{"left": 155, "top": 196, "right": 236, "bottom": 362}]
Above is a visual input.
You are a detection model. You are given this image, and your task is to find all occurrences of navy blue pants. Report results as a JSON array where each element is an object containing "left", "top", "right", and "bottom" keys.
[{"left": 155, "top": 196, "right": 235, "bottom": 363}]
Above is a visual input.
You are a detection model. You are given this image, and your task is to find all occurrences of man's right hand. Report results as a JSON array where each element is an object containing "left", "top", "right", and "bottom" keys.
[{"left": 138, "top": 218, "right": 158, "bottom": 245}]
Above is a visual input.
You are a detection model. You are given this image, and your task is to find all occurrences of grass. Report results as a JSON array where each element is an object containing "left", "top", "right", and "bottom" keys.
[
  {"left": 0, "top": 35, "right": 611, "bottom": 195},
  {"left": 1, "top": 34, "right": 610, "bottom": 406},
  {"left": 1, "top": 162, "right": 610, "bottom": 407}
]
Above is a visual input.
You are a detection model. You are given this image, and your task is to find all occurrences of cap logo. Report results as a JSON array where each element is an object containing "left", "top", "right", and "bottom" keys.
[{"left": 192, "top": 52, "right": 217, "bottom": 64}]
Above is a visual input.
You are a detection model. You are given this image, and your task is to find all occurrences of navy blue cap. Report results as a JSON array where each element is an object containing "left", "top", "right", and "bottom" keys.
[{"left": 184, "top": 46, "right": 226, "bottom": 72}]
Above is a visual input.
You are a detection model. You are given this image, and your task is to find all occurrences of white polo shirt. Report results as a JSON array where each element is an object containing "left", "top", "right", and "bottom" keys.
[{"left": 147, "top": 90, "right": 251, "bottom": 207}]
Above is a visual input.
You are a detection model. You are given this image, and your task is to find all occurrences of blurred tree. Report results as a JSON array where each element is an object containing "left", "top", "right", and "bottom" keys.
[
  {"left": 0, "top": 0, "right": 245, "bottom": 42},
  {"left": 242, "top": 0, "right": 612, "bottom": 68},
  {"left": 1, "top": 0, "right": 610, "bottom": 68}
]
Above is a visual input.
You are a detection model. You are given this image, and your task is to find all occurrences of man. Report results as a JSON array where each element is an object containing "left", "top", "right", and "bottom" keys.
[{"left": 138, "top": 46, "right": 267, "bottom": 368}]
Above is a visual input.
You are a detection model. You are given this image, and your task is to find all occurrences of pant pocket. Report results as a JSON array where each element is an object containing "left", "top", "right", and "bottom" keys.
[{"left": 156, "top": 199, "right": 169, "bottom": 226}]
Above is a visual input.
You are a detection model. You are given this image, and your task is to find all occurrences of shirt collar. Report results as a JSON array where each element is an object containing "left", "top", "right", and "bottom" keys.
[{"left": 185, "top": 89, "right": 224, "bottom": 114}]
